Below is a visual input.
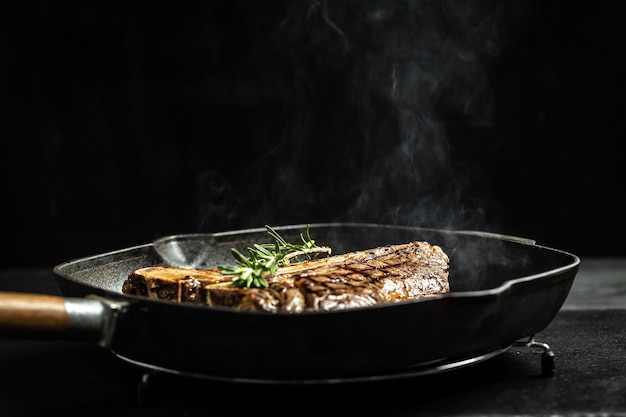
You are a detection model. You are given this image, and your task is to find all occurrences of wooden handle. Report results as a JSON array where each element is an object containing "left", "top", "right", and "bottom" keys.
[{"left": 0, "top": 292, "right": 68, "bottom": 337}]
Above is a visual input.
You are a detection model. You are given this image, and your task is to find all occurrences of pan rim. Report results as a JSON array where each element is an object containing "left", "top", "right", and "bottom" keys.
[{"left": 52, "top": 222, "right": 580, "bottom": 316}]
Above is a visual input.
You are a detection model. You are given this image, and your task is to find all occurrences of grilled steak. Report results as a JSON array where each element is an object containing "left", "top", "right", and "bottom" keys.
[{"left": 122, "top": 241, "right": 450, "bottom": 313}]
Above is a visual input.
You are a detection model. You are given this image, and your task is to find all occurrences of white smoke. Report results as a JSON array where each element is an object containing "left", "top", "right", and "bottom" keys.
[{"left": 196, "top": 0, "right": 507, "bottom": 233}]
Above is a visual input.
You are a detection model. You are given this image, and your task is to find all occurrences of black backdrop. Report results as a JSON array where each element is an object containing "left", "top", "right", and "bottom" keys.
[{"left": 2, "top": 1, "right": 625, "bottom": 268}]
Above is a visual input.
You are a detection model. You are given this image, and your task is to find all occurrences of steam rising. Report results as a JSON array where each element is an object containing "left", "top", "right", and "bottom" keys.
[{"left": 196, "top": 0, "right": 505, "bottom": 233}]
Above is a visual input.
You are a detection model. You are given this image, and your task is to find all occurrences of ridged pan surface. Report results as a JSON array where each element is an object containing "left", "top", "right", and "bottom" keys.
[{"left": 53, "top": 223, "right": 580, "bottom": 382}]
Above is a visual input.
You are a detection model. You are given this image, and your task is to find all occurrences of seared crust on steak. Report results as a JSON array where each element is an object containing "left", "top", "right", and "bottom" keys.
[{"left": 123, "top": 241, "right": 450, "bottom": 313}]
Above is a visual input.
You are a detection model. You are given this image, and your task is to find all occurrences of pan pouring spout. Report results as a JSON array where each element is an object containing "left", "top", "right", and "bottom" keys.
[{"left": 152, "top": 234, "right": 221, "bottom": 269}]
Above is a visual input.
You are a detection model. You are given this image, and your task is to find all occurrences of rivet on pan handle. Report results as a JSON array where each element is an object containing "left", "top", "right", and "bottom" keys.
[{"left": 85, "top": 294, "right": 129, "bottom": 349}]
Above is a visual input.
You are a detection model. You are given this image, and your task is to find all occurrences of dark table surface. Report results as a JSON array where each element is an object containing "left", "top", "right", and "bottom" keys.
[{"left": 1, "top": 257, "right": 625, "bottom": 416}]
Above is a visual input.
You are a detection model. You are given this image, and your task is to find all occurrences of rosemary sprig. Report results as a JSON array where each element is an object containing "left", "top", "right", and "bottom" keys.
[{"left": 219, "top": 225, "right": 332, "bottom": 289}]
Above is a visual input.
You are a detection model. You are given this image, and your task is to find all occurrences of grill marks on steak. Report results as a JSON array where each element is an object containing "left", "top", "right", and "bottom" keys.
[{"left": 123, "top": 241, "right": 450, "bottom": 313}]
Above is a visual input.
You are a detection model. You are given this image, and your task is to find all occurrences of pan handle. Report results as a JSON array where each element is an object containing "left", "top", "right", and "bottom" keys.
[{"left": 0, "top": 291, "right": 117, "bottom": 345}]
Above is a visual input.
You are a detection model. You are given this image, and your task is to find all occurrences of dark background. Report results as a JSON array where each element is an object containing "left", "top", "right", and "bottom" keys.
[{"left": 2, "top": 1, "right": 625, "bottom": 268}]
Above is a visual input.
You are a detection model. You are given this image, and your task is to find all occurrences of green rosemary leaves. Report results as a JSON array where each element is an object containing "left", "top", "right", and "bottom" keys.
[{"left": 219, "top": 225, "right": 332, "bottom": 289}]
